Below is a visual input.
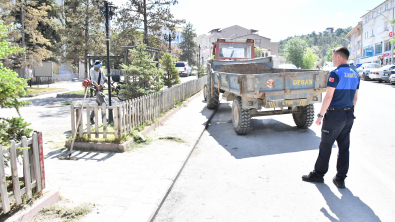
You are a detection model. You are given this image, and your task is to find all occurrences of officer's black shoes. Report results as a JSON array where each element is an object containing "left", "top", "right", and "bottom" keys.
[
  {"left": 333, "top": 176, "right": 346, "bottom": 188},
  {"left": 90, "top": 118, "right": 95, "bottom": 125},
  {"left": 302, "top": 171, "right": 324, "bottom": 183}
]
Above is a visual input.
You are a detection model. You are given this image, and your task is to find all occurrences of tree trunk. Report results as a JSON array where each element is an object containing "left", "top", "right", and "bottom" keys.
[
  {"left": 21, "top": 0, "right": 26, "bottom": 79},
  {"left": 143, "top": 0, "right": 148, "bottom": 45}
]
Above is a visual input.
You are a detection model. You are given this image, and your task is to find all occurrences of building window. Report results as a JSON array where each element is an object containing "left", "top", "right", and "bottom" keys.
[
  {"left": 354, "top": 32, "right": 357, "bottom": 39},
  {"left": 358, "top": 41, "right": 361, "bottom": 50},
  {"left": 372, "top": 30, "right": 374, "bottom": 37},
  {"left": 255, "top": 39, "right": 261, "bottom": 44},
  {"left": 385, "top": 21, "right": 389, "bottom": 31},
  {"left": 375, "top": 42, "right": 383, "bottom": 55},
  {"left": 385, "top": 40, "right": 392, "bottom": 51},
  {"left": 363, "top": 45, "right": 374, "bottom": 57}
]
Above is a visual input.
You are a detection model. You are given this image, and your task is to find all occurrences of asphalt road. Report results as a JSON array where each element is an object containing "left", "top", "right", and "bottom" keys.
[
  {"left": 179, "top": 74, "right": 198, "bottom": 83},
  {"left": 154, "top": 80, "right": 395, "bottom": 222}
]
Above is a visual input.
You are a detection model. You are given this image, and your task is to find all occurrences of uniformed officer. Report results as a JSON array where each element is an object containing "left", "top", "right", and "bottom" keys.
[{"left": 302, "top": 47, "right": 359, "bottom": 188}]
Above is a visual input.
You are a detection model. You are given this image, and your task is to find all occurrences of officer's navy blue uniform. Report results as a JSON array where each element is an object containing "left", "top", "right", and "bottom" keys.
[{"left": 314, "top": 64, "right": 360, "bottom": 180}]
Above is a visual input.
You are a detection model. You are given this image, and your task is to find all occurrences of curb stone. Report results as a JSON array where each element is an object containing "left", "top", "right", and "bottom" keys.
[
  {"left": 4, "top": 190, "right": 60, "bottom": 222},
  {"left": 65, "top": 138, "right": 134, "bottom": 152}
]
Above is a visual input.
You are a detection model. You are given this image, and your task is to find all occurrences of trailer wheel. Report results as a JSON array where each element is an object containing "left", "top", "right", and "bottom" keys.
[
  {"left": 292, "top": 104, "right": 314, "bottom": 129},
  {"left": 203, "top": 84, "right": 208, "bottom": 101},
  {"left": 207, "top": 87, "right": 219, "bottom": 109},
  {"left": 232, "top": 97, "right": 251, "bottom": 135}
]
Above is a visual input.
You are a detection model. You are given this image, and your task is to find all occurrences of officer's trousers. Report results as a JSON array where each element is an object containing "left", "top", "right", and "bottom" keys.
[{"left": 314, "top": 109, "right": 355, "bottom": 180}]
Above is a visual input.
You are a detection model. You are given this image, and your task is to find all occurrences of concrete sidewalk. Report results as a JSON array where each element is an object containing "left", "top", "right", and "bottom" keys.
[{"left": 43, "top": 92, "right": 215, "bottom": 222}]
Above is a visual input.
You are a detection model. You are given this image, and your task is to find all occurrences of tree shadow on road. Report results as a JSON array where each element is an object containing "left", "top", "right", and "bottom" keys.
[
  {"left": 315, "top": 183, "right": 381, "bottom": 222},
  {"left": 206, "top": 102, "right": 327, "bottom": 159}
]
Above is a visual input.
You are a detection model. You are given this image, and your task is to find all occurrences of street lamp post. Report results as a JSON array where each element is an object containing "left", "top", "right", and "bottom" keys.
[
  {"left": 198, "top": 44, "right": 201, "bottom": 68},
  {"left": 98, "top": 0, "right": 116, "bottom": 123},
  {"left": 164, "top": 33, "right": 175, "bottom": 53}
]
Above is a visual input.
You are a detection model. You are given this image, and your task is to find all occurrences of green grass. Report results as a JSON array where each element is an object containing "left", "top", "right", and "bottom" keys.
[
  {"left": 61, "top": 102, "right": 72, "bottom": 106},
  {"left": 27, "top": 88, "right": 63, "bottom": 94},
  {"left": 159, "top": 136, "right": 186, "bottom": 143},
  {"left": 63, "top": 90, "right": 86, "bottom": 95},
  {"left": 39, "top": 203, "right": 93, "bottom": 221}
]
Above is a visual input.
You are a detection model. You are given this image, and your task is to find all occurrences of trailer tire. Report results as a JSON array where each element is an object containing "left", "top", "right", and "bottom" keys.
[
  {"left": 292, "top": 104, "right": 314, "bottom": 129},
  {"left": 207, "top": 87, "right": 219, "bottom": 109},
  {"left": 232, "top": 96, "right": 251, "bottom": 135}
]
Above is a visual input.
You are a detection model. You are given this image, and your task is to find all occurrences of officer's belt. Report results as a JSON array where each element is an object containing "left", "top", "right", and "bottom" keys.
[{"left": 327, "top": 107, "right": 354, "bottom": 112}]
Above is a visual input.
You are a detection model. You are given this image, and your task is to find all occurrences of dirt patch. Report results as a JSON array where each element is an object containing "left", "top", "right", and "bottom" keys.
[
  {"left": 159, "top": 137, "right": 186, "bottom": 143},
  {"left": 30, "top": 197, "right": 94, "bottom": 222}
]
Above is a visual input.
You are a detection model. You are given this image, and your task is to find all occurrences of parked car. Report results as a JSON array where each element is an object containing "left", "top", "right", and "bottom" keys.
[
  {"left": 278, "top": 64, "right": 298, "bottom": 69},
  {"left": 175, "top": 62, "right": 192, "bottom": 76},
  {"left": 381, "top": 65, "right": 395, "bottom": 83},
  {"left": 369, "top": 65, "right": 395, "bottom": 82},
  {"left": 390, "top": 72, "right": 395, "bottom": 84},
  {"left": 322, "top": 62, "right": 336, "bottom": 72},
  {"left": 357, "top": 63, "right": 381, "bottom": 81}
]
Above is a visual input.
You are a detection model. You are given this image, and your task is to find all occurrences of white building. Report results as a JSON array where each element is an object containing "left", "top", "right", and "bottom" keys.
[
  {"left": 193, "top": 34, "right": 211, "bottom": 64},
  {"left": 361, "top": 0, "right": 395, "bottom": 65}
]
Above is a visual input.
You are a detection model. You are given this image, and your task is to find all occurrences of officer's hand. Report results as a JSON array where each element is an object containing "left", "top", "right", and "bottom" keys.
[
  {"left": 97, "top": 86, "right": 102, "bottom": 90},
  {"left": 315, "top": 117, "right": 322, "bottom": 126}
]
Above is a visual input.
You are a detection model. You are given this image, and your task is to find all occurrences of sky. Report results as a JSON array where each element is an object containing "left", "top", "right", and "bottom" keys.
[{"left": 112, "top": 0, "right": 383, "bottom": 42}]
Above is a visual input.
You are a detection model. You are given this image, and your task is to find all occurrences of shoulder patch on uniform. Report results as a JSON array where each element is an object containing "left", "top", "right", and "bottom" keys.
[{"left": 329, "top": 78, "right": 334, "bottom": 82}]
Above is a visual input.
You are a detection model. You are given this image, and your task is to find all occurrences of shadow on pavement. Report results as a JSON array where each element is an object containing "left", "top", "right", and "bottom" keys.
[
  {"left": 207, "top": 102, "right": 323, "bottom": 159},
  {"left": 24, "top": 97, "right": 97, "bottom": 107},
  {"left": 316, "top": 183, "right": 381, "bottom": 222},
  {"left": 45, "top": 148, "right": 116, "bottom": 162}
]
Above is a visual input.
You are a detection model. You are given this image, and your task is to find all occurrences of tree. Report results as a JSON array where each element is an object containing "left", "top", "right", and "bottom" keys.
[
  {"left": 283, "top": 37, "right": 307, "bottom": 68},
  {"left": 117, "top": 0, "right": 184, "bottom": 46},
  {"left": 325, "top": 42, "right": 340, "bottom": 62},
  {"left": 254, "top": 46, "right": 264, "bottom": 57},
  {"left": 63, "top": 0, "right": 106, "bottom": 78},
  {"left": 0, "top": 23, "right": 32, "bottom": 145},
  {"left": 179, "top": 22, "right": 197, "bottom": 66},
  {"left": 278, "top": 27, "right": 352, "bottom": 66},
  {"left": 160, "top": 53, "right": 180, "bottom": 88},
  {"left": 0, "top": 23, "right": 28, "bottom": 111},
  {"left": 302, "top": 48, "right": 319, "bottom": 69},
  {"left": 1, "top": 0, "right": 62, "bottom": 69},
  {"left": 120, "top": 42, "right": 164, "bottom": 99}
]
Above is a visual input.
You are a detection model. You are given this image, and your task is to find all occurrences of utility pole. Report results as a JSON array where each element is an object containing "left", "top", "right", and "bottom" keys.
[
  {"left": 21, "top": 0, "right": 26, "bottom": 81},
  {"left": 198, "top": 44, "right": 200, "bottom": 68},
  {"left": 104, "top": 1, "right": 113, "bottom": 123}
]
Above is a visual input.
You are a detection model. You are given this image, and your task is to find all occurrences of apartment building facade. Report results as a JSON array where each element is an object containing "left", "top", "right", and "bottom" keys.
[
  {"left": 346, "top": 22, "right": 363, "bottom": 64},
  {"left": 361, "top": 0, "right": 395, "bottom": 65}
]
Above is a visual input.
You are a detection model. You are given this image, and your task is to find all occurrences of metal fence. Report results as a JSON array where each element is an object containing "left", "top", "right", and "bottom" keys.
[
  {"left": 0, "top": 132, "right": 46, "bottom": 213},
  {"left": 71, "top": 76, "right": 207, "bottom": 139}
]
